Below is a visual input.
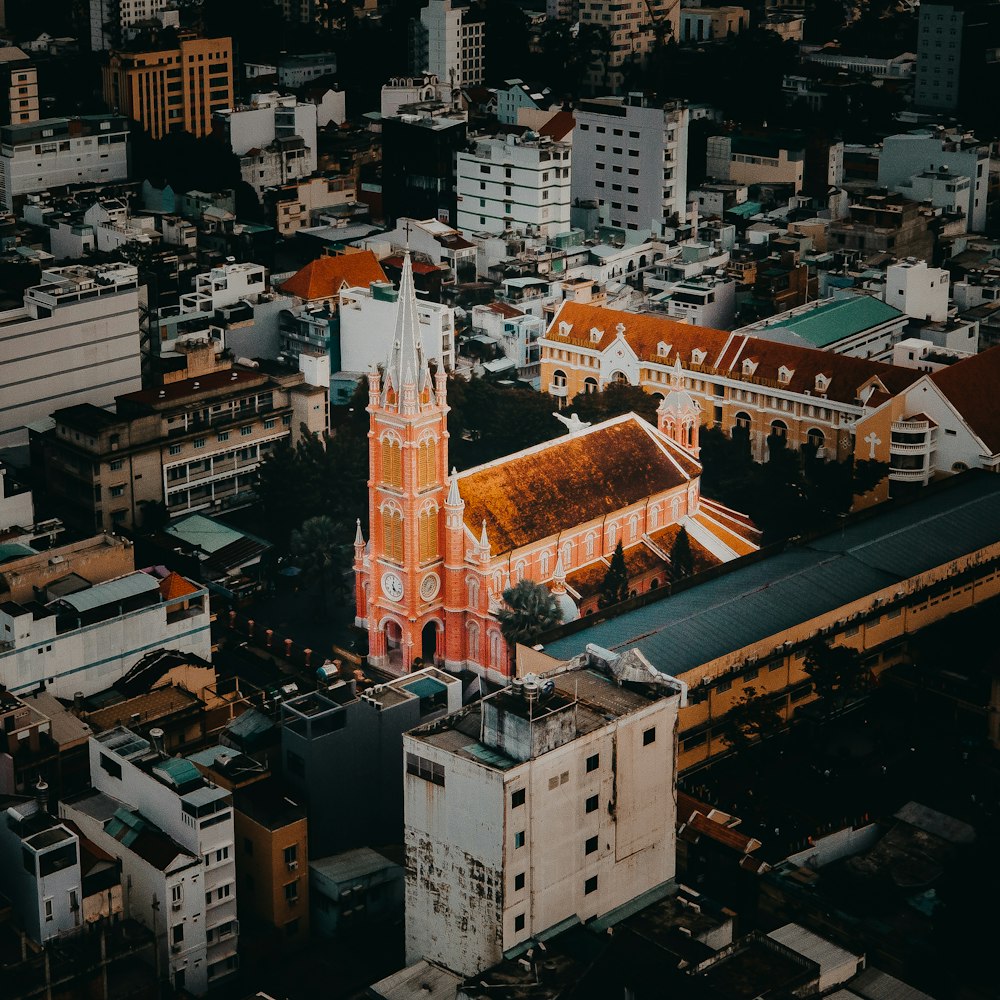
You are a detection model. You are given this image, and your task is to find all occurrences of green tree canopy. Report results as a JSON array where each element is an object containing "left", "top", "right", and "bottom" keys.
[
  {"left": 569, "top": 381, "right": 659, "bottom": 427},
  {"left": 599, "top": 541, "right": 629, "bottom": 609},
  {"left": 718, "top": 685, "right": 784, "bottom": 751},
  {"left": 669, "top": 526, "right": 695, "bottom": 584},
  {"left": 804, "top": 640, "right": 868, "bottom": 715}
]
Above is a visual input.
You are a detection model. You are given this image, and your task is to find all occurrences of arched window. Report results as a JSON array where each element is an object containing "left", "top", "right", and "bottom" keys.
[
  {"left": 649, "top": 505, "right": 659, "bottom": 531},
  {"left": 610, "top": 371, "right": 628, "bottom": 385},
  {"left": 418, "top": 507, "right": 438, "bottom": 563},
  {"left": 540, "top": 550, "right": 550, "bottom": 576},
  {"left": 381, "top": 438, "right": 402, "bottom": 487},
  {"left": 552, "top": 369, "right": 567, "bottom": 387},
  {"left": 467, "top": 621, "right": 481, "bottom": 661},
  {"left": 489, "top": 631, "right": 504, "bottom": 668},
  {"left": 585, "top": 532, "right": 596, "bottom": 558},
  {"left": 584, "top": 377, "right": 598, "bottom": 394},
  {"left": 806, "top": 428, "right": 825, "bottom": 450},
  {"left": 607, "top": 523, "right": 617, "bottom": 548},
  {"left": 561, "top": 540, "right": 573, "bottom": 568},
  {"left": 515, "top": 559, "right": 526, "bottom": 582},
  {"left": 629, "top": 514, "right": 639, "bottom": 540},
  {"left": 417, "top": 437, "right": 437, "bottom": 489},
  {"left": 382, "top": 507, "right": 403, "bottom": 562},
  {"left": 671, "top": 496, "right": 681, "bottom": 522},
  {"left": 468, "top": 577, "right": 480, "bottom": 607},
  {"left": 493, "top": 570, "right": 502, "bottom": 592},
  {"left": 770, "top": 419, "right": 788, "bottom": 438},
  {"left": 734, "top": 411, "right": 751, "bottom": 430}
]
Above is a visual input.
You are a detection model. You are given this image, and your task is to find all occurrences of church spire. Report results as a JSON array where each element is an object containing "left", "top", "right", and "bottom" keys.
[
  {"left": 446, "top": 468, "right": 462, "bottom": 507},
  {"left": 382, "top": 251, "right": 428, "bottom": 408}
]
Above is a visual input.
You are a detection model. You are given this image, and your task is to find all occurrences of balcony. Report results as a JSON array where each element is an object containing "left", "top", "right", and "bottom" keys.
[
  {"left": 892, "top": 419, "right": 931, "bottom": 433},
  {"left": 549, "top": 382, "right": 568, "bottom": 397},
  {"left": 888, "top": 466, "right": 930, "bottom": 482},
  {"left": 890, "top": 441, "right": 932, "bottom": 455}
]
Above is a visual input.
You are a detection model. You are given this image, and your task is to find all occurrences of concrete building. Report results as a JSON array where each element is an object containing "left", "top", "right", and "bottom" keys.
[
  {"left": 403, "top": 651, "right": 683, "bottom": 975},
  {"left": 456, "top": 133, "right": 571, "bottom": 240},
  {"left": 572, "top": 96, "right": 689, "bottom": 234},
  {"left": 213, "top": 92, "right": 318, "bottom": 196},
  {"left": 265, "top": 173, "right": 356, "bottom": 236},
  {"left": 0, "top": 46, "right": 39, "bottom": 126},
  {"left": 281, "top": 667, "right": 461, "bottom": 856},
  {"left": 63, "top": 728, "right": 239, "bottom": 993},
  {"left": 657, "top": 273, "right": 737, "bottom": 329},
  {"left": 877, "top": 130, "right": 990, "bottom": 232},
  {"left": 310, "top": 848, "right": 403, "bottom": 938},
  {"left": 381, "top": 74, "right": 450, "bottom": 117},
  {"left": 0, "top": 463, "right": 33, "bottom": 532},
  {"left": 415, "top": 0, "right": 486, "bottom": 89},
  {"left": 680, "top": 5, "right": 748, "bottom": 41},
  {"left": 34, "top": 360, "right": 327, "bottom": 531},
  {"left": 895, "top": 167, "right": 972, "bottom": 227},
  {"left": 0, "top": 114, "right": 129, "bottom": 211},
  {"left": 339, "top": 280, "right": 455, "bottom": 375},
  {"left": 0, "top": 569, "right": 211, "bottom": 698},
  {"left": 276, "top": 51, "right": 337, "bottom": 89},
  {"left": 103, "top": 35, "right": 234, "bottom": 140},
  {"left": 884, "top": 259, "right": 949, "bottom": 322},
  {"left": 0, "top": 792, "right": 84, "bottom": 944},
  {"left": 89, "top": 0, "right": 180, "bottom": 51},
  {"left": 470, "top": 302, "right": 545, "bottom": 385},
  {"left": 0, "top": 262, "right": 141, "bottom": 451},
  {"left": 495, "top": 79, "right": 554, "bottom": 126}
]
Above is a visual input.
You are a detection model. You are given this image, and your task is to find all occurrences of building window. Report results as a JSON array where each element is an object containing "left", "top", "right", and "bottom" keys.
[
  {"left": 643, "top": 727, "right": 656, "bottom": 746},
  {"left": 218, "top": 431, "right": 230, "bottom": 442},
  {"left": 171, "top": 884, "right": 182, "bottom": 904},
  {"left": 264, "top": 420, "right": 275, "bottom": 430},
  {"left": 511, "top": 788, "right": 525, "bottom": 808},
  {"left": 585, "top": 876, "right": 598, "bottom": 895},
  {"left": 284, "top": 844, "right": 298, "bottom": 866},
  {"left": 514, "top": 872, "right": 525, "bottom": 890},
  {"left": 194, "top": 437, "right": 206, "bottom": 448},
  {"left": 172, "top": 924, "right": 184, "bottom": 945},
  {"left": 241, "top": 425, "right": 252, "bottom": 436},
  {"left": 382, "top": 508, "right": 404, "bottom": 563},
  {"left": 99, "top": 753, "right": 122, "bottom": 780},
  {"left": 585, "top": 835, "right": 598, "bottom": 855},
  {"left": 284, "top": 881, "right": 299, "bottom": 904},
  {"left": 585, "top": 794, "right": 598, "bottom": 813},
  {"left": 110, "top": 485, "right": 125, "bottom": 498},
  {"left": 406, "top": 752, "right": 444, "bottom": 786},
  {"left": 515, "top": 913, "right": 525, "bottom": 932},
  {"left": 586, "top": 753, "right": 599, "bottom": 773},
  {"left": 418, "top": 507, "right": 438, "bottom": 563},
  {"left": 44, "top": 898, "right": 53, "bottom": 922},
  {"left": 169, "top": 444, "right": 182, "bottom": 456},
  {"left": 514, "top": 831, "right": 525, "bottom": 848},
  {"left": 382, "top": 440, "right": 402, "bottom": 487},
  {"left": 109, "top": 459, "right": 124, "bottom": 471}
]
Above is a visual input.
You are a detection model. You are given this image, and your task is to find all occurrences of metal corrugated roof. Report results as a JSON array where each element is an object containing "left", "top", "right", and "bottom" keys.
[
  {"left": 768, "top": 923, "right": 861, "bottom": 974},
  {"left": 165, "top": 514, "right": 244, "bottom": 554},
  {"left": 310, "top": 846, "right": 400, "bottom": 885},
  {"left": 543, "top": 475, "right": 1000, "bottom": 674},
  {"left": 59, "top": 573, "right": 160, "bottom": 614},
  {"left": 763, "top": 296, "right": 903, "bottom": 347}
]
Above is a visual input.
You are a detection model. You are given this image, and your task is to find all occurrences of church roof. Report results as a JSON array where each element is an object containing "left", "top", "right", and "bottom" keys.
[
  {"left": 928, "top": 345, "right": 1000, "bottom": 454},
  {"left": 457, "top": 413, "right": 700, "bottom": 554},
  {"left": 280, "top": 250, "right": 386, "bottom": 300},
  {"left": 546, "top": 301, "right": 921, "bottom": 408}
]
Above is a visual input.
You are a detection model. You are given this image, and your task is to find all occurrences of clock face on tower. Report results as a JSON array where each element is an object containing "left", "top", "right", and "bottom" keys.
[
  {"left": 420, "top": 572, "right": 441, "bottom": 602},
  {"left": 381, "top": 572, "right": 404, "bottom": 601}
]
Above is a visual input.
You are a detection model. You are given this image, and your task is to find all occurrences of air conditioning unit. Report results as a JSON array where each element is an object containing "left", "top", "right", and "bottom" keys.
[
  {"left": 287, "top": 860, "right": 298, "bottom": 871},
  {"left": 171, "top": 900, "right": 182, "bottom": 911}
]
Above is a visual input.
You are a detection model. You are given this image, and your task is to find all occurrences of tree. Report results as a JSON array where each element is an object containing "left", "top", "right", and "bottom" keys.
[
  {"left": 497, "top": 579, "right": 563, "bottom": 653},
  {"left": 719, "top": 686, "right": 784, "bottom": 751},
  {"left": 289, "top": 515, "right": 351, "bottom": 610},
  {"left": 669, "top": 527, "right": 695, "bottom": 584},
  {"left": 569, "top": 381, "right": 658, "bottom": 427},
  {"left": 804, "top": 640, "right": 868, "bottom": 715},
  {"left": 599, "top": 542, "right": 629, "bottom": 609}
]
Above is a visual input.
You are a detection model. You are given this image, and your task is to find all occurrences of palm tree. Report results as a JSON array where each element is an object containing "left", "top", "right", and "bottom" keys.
[
  {"left": 289, "top": 515, "right": 350, "bottom": 611},
  {"left": 497, "top": 580, "right": 564, "bottom": 656}
]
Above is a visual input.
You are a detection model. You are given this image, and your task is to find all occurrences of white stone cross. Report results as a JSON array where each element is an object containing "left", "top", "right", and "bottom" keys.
[{"left": 864, "top": 431, "right": 881, "bottom": 459}]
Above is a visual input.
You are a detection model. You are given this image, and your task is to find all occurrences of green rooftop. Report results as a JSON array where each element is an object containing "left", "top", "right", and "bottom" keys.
[{"left": 764, "top": 295, "right": 904, "bottom": 348}]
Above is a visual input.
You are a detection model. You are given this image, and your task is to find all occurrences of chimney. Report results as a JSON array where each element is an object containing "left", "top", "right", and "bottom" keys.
[
  {"left": 149, "top": 727, "right": 165, "bottom": 756},
  {"left": 35, "top": 778, "right": 49, "bottom": 813}
]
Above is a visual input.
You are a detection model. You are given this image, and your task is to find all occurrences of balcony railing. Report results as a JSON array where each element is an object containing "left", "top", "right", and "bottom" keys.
[
  {"left": 892, "top": 419, "right": 932, "bottom": 433},
  {"left": 889, "top": 466, "right": 930, "bottom": 482},
  {"left": 890, "top": 441, "right": 933, "bottom": 455},
  {"left": 549, "top": 382, "right": 568, "bottom": 397}
]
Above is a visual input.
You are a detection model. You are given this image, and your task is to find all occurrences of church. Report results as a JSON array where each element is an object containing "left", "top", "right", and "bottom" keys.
[{"left": 353, "top": 255, "right": 760, "bottom": 680}]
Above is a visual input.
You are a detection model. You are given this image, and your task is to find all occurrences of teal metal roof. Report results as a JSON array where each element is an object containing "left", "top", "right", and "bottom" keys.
[
  {"left": 403, "top": 677, "right": 447, "bottom": 699},
  {"left": 764, "top": 296, "right": 904, "bottom": 347},
  {"left": 152, "top": 758, "right": 202, "bottom": 789},
  {"left": 542, "top": 474, "right": 1000, "bottom": 677},
  {"left": 59, "top": 573, "right": 160, "bottom": 613},
  {"left": 726, "top": 201, "right": 763, "bottom": 219},
  {"left": 165, "top": 514, "right": 246, "bottom": 554},
  {"left": 0, "top": 543, "right": 34, "bottom": 565},
  {"left": 105, "top": 807, "right": 147, "bottom": 846}
]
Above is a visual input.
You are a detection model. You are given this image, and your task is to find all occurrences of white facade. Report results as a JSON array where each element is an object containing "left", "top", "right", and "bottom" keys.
[
  {"left": 884, "top": 259, "right": 949, "bottom": 322},
  {"left": 63, "top": 728, "right": 238, "bottom": 994},
  {"left": 0, "top": 115, "right": 129, "bottom": 211},
  {"left": 0, "top": 796, "right": 83, "bottom": 945},
  {"left": 0, "top": 262, "right": 142, "bottom": 450},
  {"left": 457, "top": 134, "right": 571, "bottom": 240},
  {"left": 0, "top": 571, "right": 212, "bottom": 698},
  {"left": 877, "top": 130, "right": 990, "bottom": 232},
  {"left": 572, "top": 97, "right": 689, "bottom": 233},
  {"left": 90, "top": 0, "right": 179, "bottom": 51},
  {"left": 658, "top": 274, "right": 737, "bottom": 329},
  {"left": 896, "top": 168, "right": 972, "bottom": 226},
  {"left": 339, "top": 282, "right": 454, "bottom": 373},
  {"left": 381, "top": 75, "right": 449, "bottom": 118},
  {"left": 418, "top": 0, "right": 485, "bottom": 88},
  {"left": 404, "top": 656, "right": 681, "bottom": 976},
  {"left": 0, "top": 465, "right": 34, "bottom": 530}
]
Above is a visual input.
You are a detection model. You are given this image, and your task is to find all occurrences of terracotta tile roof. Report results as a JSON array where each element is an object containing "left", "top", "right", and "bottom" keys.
[
  {"left": 280, "top": 250, "right": 387, "bottom": 300},
  {"left": 458, "top": 414, "right": 700, "bottom": 553},
  {"left": 158, "top": 572, "right": 200, "bottom": 601},
  {"left": 486, "top": 301, "right": 524, "bottom": 318},
  {"left": 565, "top": 559, "right": 609, "bottom": 601},
  {"left": 692, "top": 500, "right": 761, "bottom": 557},
  {"left": 538, "top": 110, "right": 575, "bottom": 141},
  {"left": 546, "top": 302, "right": 921, "bottom": 408},
  {"left": 647, "top": 523, "right": 721, "bottom": 574},
  {"left": 685, "top": 811, "right": 763, "bottom": 854},
  {"left": 929, "top": 346, "right": 1000, "bottom": 453},
  {"left": 383, "top": 254, "right": 441, "bottom": 275},
  {"left": 622, "top": 543, "right": 668, "bottom": 576}
]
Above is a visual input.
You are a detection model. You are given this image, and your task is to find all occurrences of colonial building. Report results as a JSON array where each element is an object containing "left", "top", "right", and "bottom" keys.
[
  {"left": 540, "top": 300, "right": 922, "bottom": 463},
  {"left": 354, "top": 257, "right": 758, "bottom": 680}
]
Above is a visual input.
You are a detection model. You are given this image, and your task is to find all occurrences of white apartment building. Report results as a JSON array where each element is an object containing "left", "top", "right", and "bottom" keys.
[
  {"left": 884, "top": 259, "right": 949, "bottom": 322},
  {"left": 877, "top": 130, "right": 990, "bottom": 232},
  {"left": 63, "top": 728, "right": 238, "bottom": 994},
  {"left": 381, "top": 74, "right": 450, "bottom": 117},
  {"left": 213, "top": 93, "right": 318, "bottom": 195},
  {"left": 0, "top": 464, "right": 34, "bottom": 531},
  {"left": 0, "top": 793, "right": 84, "bottom": 945},
  {"left": 0, "top": 262, "right": 142, "bottom": 450},
  {"left": 0, "top": 570, "right": 211, "bottom": 698},
  {"left": 90, "top": 0, "right": 179, "bottom": 50},
  {"left": 0, "top": 115, "right": 130, "bottom": 210},
  {"left": 417, "top": 0, "right": 486, "bottom": 89},
  {"left": 457, "top": 134, "right": 571, "bottom": 240},
  {"left": 339, "top": 281, "right": 454, "bottom": 374},
  {"left": 0, "top": 47, "right": 39, "bottom": 126},
  {"left": 572, "top": 96, "right": 689, "bottom": 234},
  {"left": 403, "top": 649, "right": 682, "bottom": 976}
]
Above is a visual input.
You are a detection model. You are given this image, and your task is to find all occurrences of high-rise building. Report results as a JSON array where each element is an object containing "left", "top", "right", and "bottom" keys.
[
  {"left": 103, "top": 34, "right": 234, "bottom": 140},
  {"left": 89, "top": 0, "right": 180, "bottom": 52},
  {"left": 414, "top": 0, "right": 486, "bottom": 89},
  {"left": 456, "top": 133, "right": 572, "bottom": 240},
  {"left": 572, "top": 95, "right": 689, "bottom": 233},
  {"left": 403, "top": 649, "right": 684, "bottom": 975},
  {"left": 0, "top": 46, "right": 39, "bottom": 126}
]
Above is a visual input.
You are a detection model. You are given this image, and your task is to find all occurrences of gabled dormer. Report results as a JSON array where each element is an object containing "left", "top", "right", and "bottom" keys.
[
  {"left": 742, "top": 357, "right": 758, "bottom": 377},
  {"left": 558, "top": 320, "right": 572, "bottom": 337},
  {"left": 657, "top": 341, "right": 672, "bottom": 359},
  {"left": 778, "top": 365, "right": 794, "bottom": 385},
  {"left": 815, "top": 373, "right": 831, "bottom": 394},
  {"left": 691, "top": 348, "right": 707, "bottom": 366},
  {"left": 590, "top": 327, "right": 604, "bottom": 344}
]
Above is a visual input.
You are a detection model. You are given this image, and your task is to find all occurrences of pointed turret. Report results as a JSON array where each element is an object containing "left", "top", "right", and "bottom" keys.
[
  {"left": 446, "top": 468, "right": 462, "bottom": 507},
  {"left": 479, "top": 520, "right": 491, "bottom": 564},
  {"left": 354, "top": 518, "right": 365, "bottom": 548},
  {"left": 382, "top": 251, "right": 429, "bottom": 409},
  {"left": 552, "top": 551, "right": 567, "bottom": 593},
  {"left": 550, "top": 551, "right": 579, "bottom": 624}
]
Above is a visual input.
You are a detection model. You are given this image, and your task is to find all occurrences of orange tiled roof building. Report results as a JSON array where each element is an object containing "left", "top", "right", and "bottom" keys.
[{"left": 354, "top": 256, "right": 759, "bottom": 678}]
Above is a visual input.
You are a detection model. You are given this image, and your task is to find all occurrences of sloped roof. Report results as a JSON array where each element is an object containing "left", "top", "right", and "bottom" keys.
[
  {"left": 158, "top": 572, "right": 200, "bottom": 601},
  {"left": 280, "top": 250, "right": 387, "bottom": 299},
  {"left": 546, "top": 301, "right": 921, "bottom": 408},
  {"left": 457, "top": 413, "right": 700, "bottom": 553},
  {"left": 538, "top": 110, "right": 575, "bottom": 141},
  {"left": 929, "top": 345, "right": 1000, "bottom": 453}
]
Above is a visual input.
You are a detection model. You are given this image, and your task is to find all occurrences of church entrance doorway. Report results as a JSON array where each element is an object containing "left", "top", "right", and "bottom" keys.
[
  {"left": 385, "top": 619, "right": 403, "bottom": 669},
  {"left": 421, "top": 621, "right": 439, "bottom": 664}
]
